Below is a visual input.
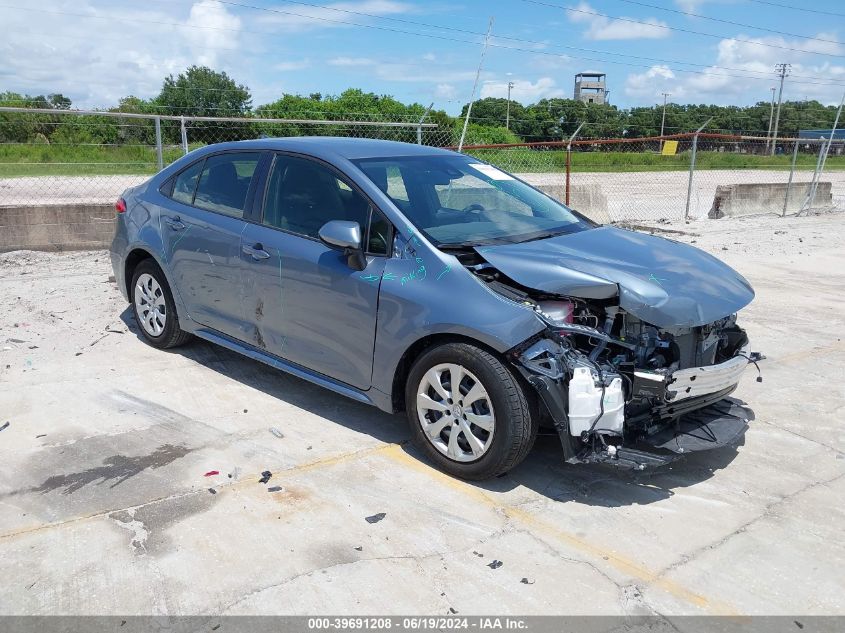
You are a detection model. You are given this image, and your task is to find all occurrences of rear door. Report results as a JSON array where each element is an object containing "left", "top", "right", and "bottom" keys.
[
  {"left": 240, "top": 153, "right": 392, "bottom": 389},
  {"left": 160, "top": 151, "right": 263, "bottom": 340}
]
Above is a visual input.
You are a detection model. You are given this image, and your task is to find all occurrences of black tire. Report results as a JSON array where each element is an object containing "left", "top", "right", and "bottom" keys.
[
  {"left": 130, "top": 259, "right": 191, "bottom": 349},
  {"left": 405, "top": 342, "right": 537, "bottom": 480}
]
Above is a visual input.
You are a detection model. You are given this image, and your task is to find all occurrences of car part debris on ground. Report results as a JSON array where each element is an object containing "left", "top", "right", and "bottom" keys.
[{"left": 365, "top": 513, "right": 386, "bottom": 524}]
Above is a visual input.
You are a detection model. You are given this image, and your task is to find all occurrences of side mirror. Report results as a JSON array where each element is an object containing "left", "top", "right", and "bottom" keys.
[{"left": 318, "top": 220, "right": 366, "bottom": 271}]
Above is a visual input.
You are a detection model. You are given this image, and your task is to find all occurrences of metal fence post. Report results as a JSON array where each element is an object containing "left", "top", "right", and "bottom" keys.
[
  {"left": 180, "top": 116, "right": 188, "bottom": 155},
  {"left": 684, "top": 117, "right": 712, "bottom": 220},
  {"left": 417, "top": 103, "right": 433, "bottom": 145},
  {"left": 783, "top": 139, "right": 799, "bottom": 216},
  {"left": 154, "top": 116, "right": 163, "bottom": 171},
  {"left": 803, "top": 92, "right": 844, "bottom": 211},
  {"left": 565, "top": 122, "right": 585, "bottom": 207}
]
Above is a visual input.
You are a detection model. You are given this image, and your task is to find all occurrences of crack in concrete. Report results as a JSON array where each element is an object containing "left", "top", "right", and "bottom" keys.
[
  {"left": 218, "top": 548, "right": 470, "bottom": 614},
  {"left": 653, "top": 470, "right": 845, "bottom": 582},
  {"left": 755, "top": 418, "right": 841, "bottom": 455}
]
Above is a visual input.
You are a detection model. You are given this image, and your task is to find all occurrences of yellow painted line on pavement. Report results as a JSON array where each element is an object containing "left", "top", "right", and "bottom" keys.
[{"left": 382, "top": 444, "right": 739, "bottom": 616}]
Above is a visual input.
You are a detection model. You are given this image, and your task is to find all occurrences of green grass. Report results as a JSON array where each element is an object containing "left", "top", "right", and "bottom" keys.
[
  {"left": 0, "top": 144, "right": 191, "bottom": 177},
  {"left": 466, "top": 148, "right": 845, "bottom": 173},
  {"left": 0, "top": 143, "right": 843, "bottom": 177}
]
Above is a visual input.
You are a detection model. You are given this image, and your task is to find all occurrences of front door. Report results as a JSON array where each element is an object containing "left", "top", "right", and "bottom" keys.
[
  {"left": 159, "top": 151, "right": 262, "bottom": 340},
  {"left": 240, "top": 153, "right": 391, "bottom": 390}
]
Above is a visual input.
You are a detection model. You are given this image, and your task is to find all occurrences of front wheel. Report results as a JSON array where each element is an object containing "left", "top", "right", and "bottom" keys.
[{"left": 405, "top": 343, "right": 537, "bottom": 480}]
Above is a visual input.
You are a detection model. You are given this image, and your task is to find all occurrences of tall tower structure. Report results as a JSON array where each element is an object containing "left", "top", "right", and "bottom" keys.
[{"left": 574, "top": 72, "right": 607, "bottom": 104}]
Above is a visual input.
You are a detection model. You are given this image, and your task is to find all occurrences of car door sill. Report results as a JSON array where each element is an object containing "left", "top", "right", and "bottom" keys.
[{"left": 192, "top": 327, "right": 375, "bottom": 406}]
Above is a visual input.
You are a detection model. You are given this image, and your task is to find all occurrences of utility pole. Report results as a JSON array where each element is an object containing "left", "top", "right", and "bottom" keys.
[
  {"left": 771, "top": 63, "right": 790, "bottom": 156},
  {"left": 659, "top": 92, "right": 670, "bottom": 150},
  {"left": 459, "top": 16, "right": 494, "bottom": 152},
  {"left": 506, "top": 80, "right": 515, "bottom": 130},
  {"left": 765, "top": 86, "right": 776, "bottom": 152}
]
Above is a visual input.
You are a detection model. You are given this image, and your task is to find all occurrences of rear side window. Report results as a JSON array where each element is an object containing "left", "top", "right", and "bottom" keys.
[
  {"left": 171, "top": 160, "right": 204, "bottom": 205},
  {"left": 193, "top": 152, "right": 261, "bottom": 218}
]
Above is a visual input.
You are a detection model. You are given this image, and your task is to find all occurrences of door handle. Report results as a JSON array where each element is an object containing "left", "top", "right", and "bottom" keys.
[
  {"left": 242, "top": 243, "right": 271, "bottom": 260},
  {"left": 164, "top": 216, "right": 186, "bottom": 231}
]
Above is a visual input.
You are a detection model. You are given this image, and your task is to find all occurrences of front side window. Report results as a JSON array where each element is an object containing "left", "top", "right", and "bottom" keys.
[
  {"left": 192, "top": 152, "right": 261, "bottom": 218},
  {"left": 354, "top": 155, "right": 592, "bottom": 247},
  {"left": 263, "top": 155, "right": 372, "bottom": 240}
]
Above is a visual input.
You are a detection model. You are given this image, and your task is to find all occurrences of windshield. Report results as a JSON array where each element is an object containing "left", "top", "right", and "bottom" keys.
[{"left": 353, "top": 154, "right": 592, "bottom": 247}]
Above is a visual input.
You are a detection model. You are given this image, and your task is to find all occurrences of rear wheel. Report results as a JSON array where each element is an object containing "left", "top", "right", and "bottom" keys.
[
  {"left": 405, "top": 342, "right": 537, "bottom": 480},
  {"left": 130, "top": 259, "right": 191, "bottom": 349}
]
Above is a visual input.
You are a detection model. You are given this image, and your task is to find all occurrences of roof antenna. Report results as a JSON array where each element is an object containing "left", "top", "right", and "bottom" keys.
[{"left": 458, "top": 16, "right": 494, "bottom": 153}]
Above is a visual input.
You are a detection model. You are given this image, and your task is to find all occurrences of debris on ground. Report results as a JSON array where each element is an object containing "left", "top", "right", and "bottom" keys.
[
  {"left": 472, "top": 551, "right": 484, "bottom": 557},
  {"left": 204, "top": 470, "right": 219, "bottom": 477},
  {"left": 89, "top": 333, "right": 110, "bottom": 347},
  {"left": 487, "top": 560, "right": 503, "bottom": 569},
  {"left": 35, "top": 433, "right": 46, "bottom": 438},
  {"left": 269, "top": 427, "right": 284, "bottom": 439},
  {"left": 354, "top": 546, "right": 363, "bottom": 551},
  {"left": 448, "top": 607, "right": 458, "bottom": 614},
  {"left": 0, "top": 421, "right": 9, "bottom": 432},
  {"left": 258, "top": 470, "right": 272, "bottom": 484},
  {"left": 520, "top": 578, "right": 535, "bottom": 585},
  {"left": 267, "top": 486, "right": 284, "bottom": 493},
  {"left": 365, "top": 512, "right": 386, "bottom": 524},
  {"left": 208, "top": 488, "right": 217, "bottom": 495}
]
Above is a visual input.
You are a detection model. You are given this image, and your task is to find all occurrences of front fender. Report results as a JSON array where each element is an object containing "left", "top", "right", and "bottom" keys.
[{"left": 370, "top": 253, "right": 545, "bottom": 406}]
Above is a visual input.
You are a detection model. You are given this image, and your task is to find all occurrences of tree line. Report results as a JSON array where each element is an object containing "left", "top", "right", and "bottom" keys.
[{"left": 1, "top": 65, "right": 841, "bottom": 148}]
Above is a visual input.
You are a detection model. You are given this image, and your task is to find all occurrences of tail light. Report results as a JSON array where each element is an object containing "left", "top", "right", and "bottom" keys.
[{"left": 115, "top": 197, "right": 127, "bottom": 214}]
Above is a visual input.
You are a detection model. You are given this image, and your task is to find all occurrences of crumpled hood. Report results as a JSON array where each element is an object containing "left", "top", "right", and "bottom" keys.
[{"left": 476, "top": 226, "right": 754, "bottom": 328}]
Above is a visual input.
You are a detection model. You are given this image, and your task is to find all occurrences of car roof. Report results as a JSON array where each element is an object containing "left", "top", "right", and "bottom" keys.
[{"left": 193, "top": 137, "right": 458, "bottom": 161}]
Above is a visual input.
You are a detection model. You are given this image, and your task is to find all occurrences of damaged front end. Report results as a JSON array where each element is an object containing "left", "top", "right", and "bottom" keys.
[
  {"left": 514, "top": 308, "right": 762, "bottom": 470},
  {"left": 462, "top": 231, "right": 763, "bottom": 470}
]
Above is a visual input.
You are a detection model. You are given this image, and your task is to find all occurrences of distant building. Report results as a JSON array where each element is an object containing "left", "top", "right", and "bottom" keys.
[
  {"left": 574, "top": 73, "right": 607, "bottom": 105},
  {"left": 798, "top": 128, "right": 845, "bottom": 140}
]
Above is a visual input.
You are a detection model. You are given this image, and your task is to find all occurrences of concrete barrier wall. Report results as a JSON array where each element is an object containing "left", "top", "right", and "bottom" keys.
[
  {"left": 535, "top": 184, "right": 610, "bottom": 224},
  {"left": 0, "top": 204, "right": 116, "bottom": 253},
  {"left": 708, "top": 182, "right": 832, "bottom": 218}
]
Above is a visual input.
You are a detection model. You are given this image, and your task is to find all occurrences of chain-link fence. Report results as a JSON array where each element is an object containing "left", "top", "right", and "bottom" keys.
[
  {"left": 460, "top": 133, "right": 845, "bottom": 222},
  {"left": 1, "top": 107, "right": 843, "bottom": 224},
  {"left": 0, "top": 107, "right": 452, "bottom": 207}
]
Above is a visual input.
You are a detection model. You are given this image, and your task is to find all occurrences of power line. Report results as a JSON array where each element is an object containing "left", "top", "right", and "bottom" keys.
[
  {"left": 2, "top": 2, "right": 845, "bottom": 91},
  {"left": 746, "top": 0, "right": 845, "bottom": 18},
  {"left": 149, "top": 0, "right": 840, "bottom": 81},
  {"left": 519, "top": 0, "right": 845, "bottom": 58},
  {"left": 613, "top": 0, "right": 845, "bottom": 46},
  {"left": 162, "top": 0, "right": 845, "bottom": 83}
]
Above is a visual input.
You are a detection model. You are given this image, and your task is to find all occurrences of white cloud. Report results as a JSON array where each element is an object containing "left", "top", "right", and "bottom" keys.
[
  {"left": 434, "top": 83, "right": 457, "bottom": 100},
  {"left": 480, "top": 77, "right": 565, "bottom": 102},
  {"left": 674, "top": 0, "right": 703, "bottom": 11},
  {"left": 624, "top": 65, "right": 683, "bottom": 101},
  {"left": 568, "top": 1, "right": 669, "bottom": 40},
  {"left": 623, "top": 32, "right": 845, "bottom": 105},
  {"left": 185, "top": 0, "right": 242, "bottom": 67},
  {"left": 0, "top": 0, "right": 252, "bottom": 107},
  {"left": 274, "top": 59, "right": 311, "bottom": 71},
  {"left": 327, "top": 57, "right": 377, "bottom": 67}
]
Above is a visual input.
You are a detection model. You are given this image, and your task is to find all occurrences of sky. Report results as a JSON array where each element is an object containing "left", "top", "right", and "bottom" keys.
[{"left": 1, "top": 0, "right": 844, "bottom": 115}]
